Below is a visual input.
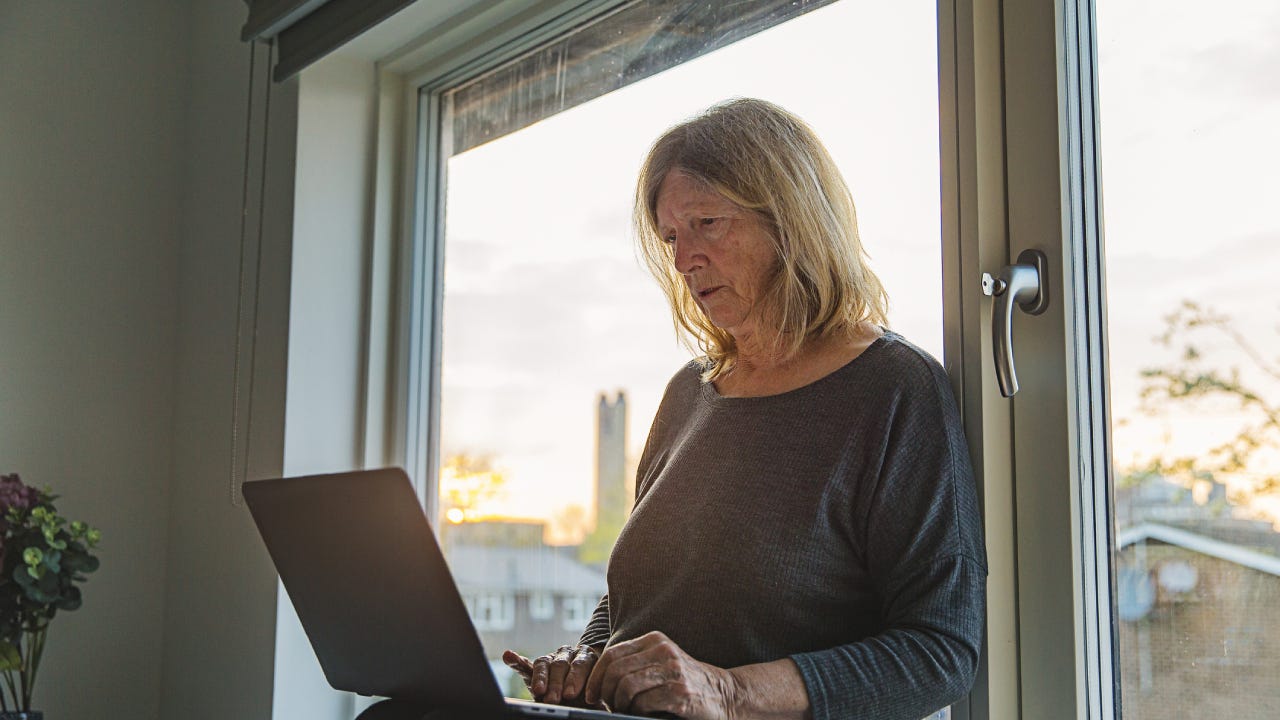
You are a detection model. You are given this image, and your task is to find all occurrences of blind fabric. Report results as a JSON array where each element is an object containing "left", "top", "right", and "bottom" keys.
[
  {"left": 240, "top": 0, "right": 326, "bottom": 41},
  {"left": 240, "top": 0, "right": 416, "bottom": 81}
]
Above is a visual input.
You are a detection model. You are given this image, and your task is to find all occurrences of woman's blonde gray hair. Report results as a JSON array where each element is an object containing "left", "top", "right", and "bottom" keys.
[{"left": 634, "top": 98, "right": 889, "bottom": 380}]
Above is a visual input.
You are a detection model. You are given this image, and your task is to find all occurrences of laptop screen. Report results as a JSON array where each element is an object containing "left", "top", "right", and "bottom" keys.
[{"left": 243, "top": 468, "right": 507, "bottom": 711}]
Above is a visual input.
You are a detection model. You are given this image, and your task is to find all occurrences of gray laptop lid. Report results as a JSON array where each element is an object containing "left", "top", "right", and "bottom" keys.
[{"left": 243, "top": 468, "right": 506, "bottom": 713}]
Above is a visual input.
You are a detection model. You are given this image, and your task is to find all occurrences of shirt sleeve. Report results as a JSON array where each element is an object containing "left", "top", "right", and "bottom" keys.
[
  {"left": 790, "top": 359, "right": 987, "bottom": 720},
  {"left": 579, "top": 594, "right": 611, "bottom": 649},
  {"left": 791, "top": 555, "right": 985, "bottom": 720}
]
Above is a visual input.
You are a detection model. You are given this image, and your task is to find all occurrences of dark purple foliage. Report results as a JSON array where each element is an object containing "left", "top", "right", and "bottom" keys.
[{"left": 0, "top": 475, "right": 38, "bottom": 516}]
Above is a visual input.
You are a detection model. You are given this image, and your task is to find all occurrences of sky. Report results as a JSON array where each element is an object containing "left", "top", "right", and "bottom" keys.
[
  {"left": 434, "top": 0, "right": 1280, "bottom": 537},
  {"left": 1097, "top": 0, "right": 1280, "bottom": 525}
]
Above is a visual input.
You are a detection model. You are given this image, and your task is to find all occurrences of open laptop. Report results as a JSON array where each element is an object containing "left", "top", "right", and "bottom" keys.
[{"left": 243, "top": 467, "right": 650, "bottom": 719}]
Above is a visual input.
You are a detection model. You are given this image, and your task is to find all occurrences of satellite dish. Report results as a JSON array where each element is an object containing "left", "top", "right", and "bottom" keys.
[
  {"left": 1158, "top": 561, "right": 1198, "bottom": 593},
  {"left": 1118, "top": 566, "right": 1155, "bottom": 621}
]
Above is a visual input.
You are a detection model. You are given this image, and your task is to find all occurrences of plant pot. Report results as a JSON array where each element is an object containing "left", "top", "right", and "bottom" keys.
[{"left": 0, "top": 712, "right": 42, "bottom": 720}]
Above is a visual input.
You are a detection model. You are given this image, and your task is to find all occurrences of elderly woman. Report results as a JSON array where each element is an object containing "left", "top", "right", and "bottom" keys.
[{"left": 504, "top": 98, "right": 986, "bottom": 720}]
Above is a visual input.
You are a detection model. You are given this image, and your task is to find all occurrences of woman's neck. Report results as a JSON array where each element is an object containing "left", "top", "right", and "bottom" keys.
[{"left": 715, "top": 322, "right": 883, "bottom": 398}]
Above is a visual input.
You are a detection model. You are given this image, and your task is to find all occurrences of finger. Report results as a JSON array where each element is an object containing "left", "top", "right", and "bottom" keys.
[
  {"left": 543, "top": 649, "right": 576, "bottom": 704},
  {"left": 502, "top": 651, "right": 534, "bottom": 684},
  {"left": 631, "top": 686, "right": 685, "bottom": 719},
  {"left": 531, "top": 656, "right": 551, "bottom": 697},
  {"left": 585, "top": 635, "right": 659, "bottom": 704},
  {"left": 611, "top": 664, "right": 671, "bottom": 714},
  {"left": 594, "top": 647, "right": 672, "bottom": 709},
  {"left": 561, "top": 647, "right": 598, "bottom": 701},
  {"left": 584, "top": 651, "right": 611, "bottom": 706},
  {"left": 503, "top": 651, "right": 534, "bottom": 676}
]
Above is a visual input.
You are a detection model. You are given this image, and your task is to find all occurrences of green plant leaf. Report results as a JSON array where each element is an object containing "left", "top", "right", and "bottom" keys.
[
  {"left": 26, "top": 586, "right": 57, "bottom": 604},
  {"left": 55, "top": 587, "right": 82, "bottom": 611},
  {"left": 35, "top": 572, "right": 57, "bottom": 595},
  {"left": 0, "top": 641, "right": 20, "bottom": 671},
  {"left": 63, "top": 551, "right": 99, "bottom": 574},
  {"left": 13, "top": 565, "right": 34, "bottom": 588}
]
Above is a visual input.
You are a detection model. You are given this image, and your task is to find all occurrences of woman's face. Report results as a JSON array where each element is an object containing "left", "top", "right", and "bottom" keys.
[{"left": 654, "top": 171, "right": 778, "bottom": 340}]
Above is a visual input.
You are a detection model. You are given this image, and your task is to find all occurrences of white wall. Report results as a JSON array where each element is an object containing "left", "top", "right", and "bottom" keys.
[
  {"left": 160, "top": 0, "right": 298, "bottom": 718},
  {"left": 0, "top": 3, "right": 185, "bottom": 717},
  {"left": 2, "top": 3, "right": 409, "bottom": 718},
  {"left": 1, "top": 0, "right": 305, "bottom": 716}
]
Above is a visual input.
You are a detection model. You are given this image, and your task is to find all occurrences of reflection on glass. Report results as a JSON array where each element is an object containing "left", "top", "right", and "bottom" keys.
[
  {"left": 434, "top": 0, "right": 943, "bottom": 703},
  {"left": 1099, "top": 0, "right": 1280, "bottom": 715}
]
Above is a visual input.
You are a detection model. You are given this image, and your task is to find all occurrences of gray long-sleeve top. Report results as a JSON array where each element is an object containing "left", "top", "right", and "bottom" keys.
[{"left": 579, "top": 332, "right": 987, "bottom": 720}]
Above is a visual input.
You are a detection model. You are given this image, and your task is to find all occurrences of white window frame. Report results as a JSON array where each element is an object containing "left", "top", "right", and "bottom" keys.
[
  {"left": 473, "top": 592, "right": 517, "bottom": 632},
  {"left": 529, "top": 591, "right": 556, "bottom": 621},
  {"left": 940, "top": 0, "right": 1116, "bottom": 718},
  {"left": 561, "top": 595, "right": 593, "bottom": 633}
]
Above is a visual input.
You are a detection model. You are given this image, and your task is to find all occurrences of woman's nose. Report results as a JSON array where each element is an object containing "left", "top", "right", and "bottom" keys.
[{"left": 672, "top": 235, "right": 704, "bottom": 275}]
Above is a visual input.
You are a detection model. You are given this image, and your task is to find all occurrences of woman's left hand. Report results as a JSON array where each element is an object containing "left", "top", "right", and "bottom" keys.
[{"left": 584, "top": 630, "right": 740, "bottom": 720}]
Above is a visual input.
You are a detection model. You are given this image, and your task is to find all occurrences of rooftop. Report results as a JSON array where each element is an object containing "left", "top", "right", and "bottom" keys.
[{"left": 447, "top": 544, "right": 607, "bottom": 595}]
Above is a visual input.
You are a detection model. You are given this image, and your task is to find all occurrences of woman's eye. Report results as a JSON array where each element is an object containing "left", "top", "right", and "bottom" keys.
[
  {"left": 699, "top": 217, "right": 719, "bottom": 227},
  {"left": 662, "top": 234, "right": 676, "bottom": 245}
]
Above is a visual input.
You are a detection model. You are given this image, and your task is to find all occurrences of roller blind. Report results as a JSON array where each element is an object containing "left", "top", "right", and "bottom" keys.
[
  {"left": 240, "top": 0, "right": 416, "bottom": 81},
  {"left": 443, "top": 0, "right": 839, "bottom": 155}
]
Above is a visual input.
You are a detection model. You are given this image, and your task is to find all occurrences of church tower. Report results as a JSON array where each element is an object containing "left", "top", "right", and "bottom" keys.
[{"left": 595, "top": 390, "right": 629, "bottom": 529}]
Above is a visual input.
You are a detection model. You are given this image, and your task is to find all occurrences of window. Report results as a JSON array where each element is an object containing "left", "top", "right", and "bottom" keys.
[
  {"left": 1096, "top": 0, "right": 1280, "bottom": 715},
  {"left": 561, "top": 596, "right": 594, "bottom": 633},
  {"left": 414, "top": 0, "right": 945, "bottom": 703},
  {"left": 389, "top": 0, "right": 1251, "bottom": 715},
  {"left": 472, "top": 593, "right": 517, "bottom": 632},
  {"left": 529, "top": 592, "right": 555, "bottom": 621}
]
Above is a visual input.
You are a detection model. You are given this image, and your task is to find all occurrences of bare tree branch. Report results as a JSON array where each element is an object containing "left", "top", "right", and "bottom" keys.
[{"left": 1128, "top": 301, "right": 1280, "bottom": 506}]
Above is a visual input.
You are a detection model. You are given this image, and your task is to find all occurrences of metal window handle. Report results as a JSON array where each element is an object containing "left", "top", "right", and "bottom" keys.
[{"left": 982, "top": 249, "right": 1049, "bottom": 397}]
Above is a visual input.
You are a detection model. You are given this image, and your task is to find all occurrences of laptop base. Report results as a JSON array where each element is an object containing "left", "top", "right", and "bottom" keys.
[
  {"left": 355, "top": 698, "right": 643, "bottom": 720},
  {"left": 356, "top": 698, "right": 506, "bottom": 720}
]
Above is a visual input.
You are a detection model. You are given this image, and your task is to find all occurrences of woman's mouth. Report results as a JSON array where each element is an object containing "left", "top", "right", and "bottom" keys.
[{"left": 698, "top": 286, "right": 722, "bottom": 299}]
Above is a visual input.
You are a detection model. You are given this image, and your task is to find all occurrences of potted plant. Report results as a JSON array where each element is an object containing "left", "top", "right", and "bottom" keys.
[{"left": 0, "top": 474, "right": 100, "bottom": 719}]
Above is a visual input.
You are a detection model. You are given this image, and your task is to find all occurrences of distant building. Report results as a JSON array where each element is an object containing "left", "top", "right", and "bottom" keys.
[
  {"left": 1115, "top": 523, "right": 1280, "bottom": 716},
  {"left": 448, "top": 542, "right": 608, "bottom": 696},
  {"left": 578, "top": 391, "right": 630, "bottom": 568},
  {"left": 437, "top": 392, "right": 633, "bottom": 693},
  {"left": 1115, "top": 477, "right": 1280, "bottom": 553},
  {"left": 596, "top": 390, "right": 629, "bottom": 529},
  {"left": 1114, "top": 476, "right": 1280, "bottom": 715}
]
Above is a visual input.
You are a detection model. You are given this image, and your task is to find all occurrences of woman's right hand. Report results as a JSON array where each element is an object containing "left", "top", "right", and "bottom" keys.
[{"left": 503, "top": 645, "right": 602, "bottom": 706}]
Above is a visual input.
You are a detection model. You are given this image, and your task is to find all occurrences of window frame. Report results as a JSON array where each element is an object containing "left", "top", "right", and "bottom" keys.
[
  {"left": 940, "top": 0, "right": 1117, "bottom": 717},
  {"left": 529, "top": 591, "right": 556, "bottom": 621},
  {"left": 473, "top": 592, "right": 518, "bottom": 631},
  {"left": 562, "top": 595, "right": 594, "bottom": 632}
]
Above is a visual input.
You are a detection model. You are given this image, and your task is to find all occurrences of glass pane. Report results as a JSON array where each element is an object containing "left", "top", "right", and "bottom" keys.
[
  {"left": 1098, "top": 1, "right": 1280, "bottom": 716},
  {"left": 434, "top": 0, "right": 943, "bottom": 702}
]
